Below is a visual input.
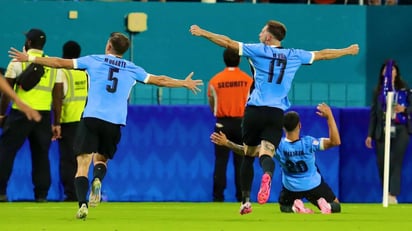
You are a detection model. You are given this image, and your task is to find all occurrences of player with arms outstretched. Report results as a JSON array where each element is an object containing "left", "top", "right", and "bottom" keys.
[
  {"left": 190, "top": 20, "right": 358, "bottom": 214},
  {"left": 9, "top": 32, "right": 203, "bottom": 219}
]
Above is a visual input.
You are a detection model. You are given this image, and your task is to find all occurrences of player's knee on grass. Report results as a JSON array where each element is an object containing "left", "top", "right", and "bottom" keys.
[
  {"left": 330, "top": 202, "right": 341, "bottom": 213},
  {"left": 280, "top": 204, "right": 294, "bottom": 213}
]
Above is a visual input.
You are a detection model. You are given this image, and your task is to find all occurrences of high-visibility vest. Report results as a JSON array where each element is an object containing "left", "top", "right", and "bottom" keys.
[
  {"left": 60, "top": 69, "right": 88, "bottom": 123},
  {"left": 12, "top": 51, "right": 56, "bottom": 111}
]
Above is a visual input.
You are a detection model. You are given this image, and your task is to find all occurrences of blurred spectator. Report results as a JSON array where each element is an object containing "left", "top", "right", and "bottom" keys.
[
  {"left": 399, "top": 0, "right": 412, "bottom": 4},
  {"left": 313, "top": 0, "right": 337, "bottom": 3},
  {"left": 140, "top": 0, "right": 199, "bottom": 1},
  {"left": 368, "top": 0, "right": 398, "bottom": 5},
  {"left": 385, "top": 0, "right": 398, "bottom": 4},
  {"left": 217, "top": 0, "right": 244, "bottom": 2},
  {"left": 260, "top": 0, "right": 307, "bottom": 2},
  {"left": 368, "top": 0, "right": 381, "bottom": 5},
  {"left": 140, "top": 0, "right": 166, "bottom": 2}
]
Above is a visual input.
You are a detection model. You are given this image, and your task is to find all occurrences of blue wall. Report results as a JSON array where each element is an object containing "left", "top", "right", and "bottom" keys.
[{"left": 5, "top": 106, "right": 412, "bottom": 203}]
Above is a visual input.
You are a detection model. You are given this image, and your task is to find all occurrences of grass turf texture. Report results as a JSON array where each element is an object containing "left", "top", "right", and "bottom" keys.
[{"left": 0, "top": 202, "right": 411, "bottom": 231}]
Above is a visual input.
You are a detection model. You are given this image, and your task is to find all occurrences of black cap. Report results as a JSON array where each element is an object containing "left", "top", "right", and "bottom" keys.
[{"left": 25, "top": 28, "right": 46, "bottom": 43}]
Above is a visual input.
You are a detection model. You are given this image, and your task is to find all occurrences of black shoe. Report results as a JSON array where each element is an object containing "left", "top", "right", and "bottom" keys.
[
  {"left": 0, "top": 194, "right": 7, "bottom": 202},
  {"left": 213, "top": 198, "right": 224, "bottom": 202},
  {"left": 35, "top": 197, "right": 47, "bottom": 203}
]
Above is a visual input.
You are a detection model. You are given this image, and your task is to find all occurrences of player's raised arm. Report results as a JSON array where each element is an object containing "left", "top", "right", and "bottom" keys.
[
  {"left": 316, "top": 103, "right": 341, "bottom": 149},
  {"left": 313, "top": 44, "right": 359, "bottom": 61},
  {"left": 189, "top": 25, "right": 240, "bottom": 52},
  {"left": 9, "top": 47, "right": 74, "bottom": 69}
]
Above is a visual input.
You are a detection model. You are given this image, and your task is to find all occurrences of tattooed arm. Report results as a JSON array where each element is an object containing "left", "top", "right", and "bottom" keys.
[{"left": 210, "top": 131, "right": 245, "bottom": 156}]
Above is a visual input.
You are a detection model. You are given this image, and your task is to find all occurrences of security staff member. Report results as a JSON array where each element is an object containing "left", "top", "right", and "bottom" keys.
[
  {"left": 0, "top": 28, "right": 63, "bottom": 202},
  {"left": 208, "top": 48, "right": 252, "bottom": 202},
  {"left": 57, "top": 41, "right": 88, "bottom": 201}
]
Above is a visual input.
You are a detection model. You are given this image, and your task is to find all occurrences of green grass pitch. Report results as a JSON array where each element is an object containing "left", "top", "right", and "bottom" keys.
[{"left": 0, "top": 202, "right": 411, "bottom": 231}]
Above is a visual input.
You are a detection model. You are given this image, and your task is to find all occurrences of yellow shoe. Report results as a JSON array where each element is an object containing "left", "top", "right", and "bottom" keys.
[{"left": 89, "top": 178, "right": 102, "bottom": 207}]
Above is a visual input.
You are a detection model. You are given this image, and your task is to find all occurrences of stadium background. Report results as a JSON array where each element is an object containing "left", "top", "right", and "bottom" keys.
[{"left": 1, "top": 1, "right": 412, "bottom": 203}]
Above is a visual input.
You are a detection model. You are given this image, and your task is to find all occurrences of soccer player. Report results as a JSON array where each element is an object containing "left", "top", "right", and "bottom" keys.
[
  {"left": 210, "top": 103, "right": 341, "bottom": 214},
  {"left": 190, "top": 20, "right": 358, "bottom": 214},
  {"left": 9, "top": 32, "right": 203, "bottom": 219}
]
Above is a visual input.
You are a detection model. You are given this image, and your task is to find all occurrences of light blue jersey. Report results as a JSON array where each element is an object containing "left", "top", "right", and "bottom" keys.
[
  {"left": 276, "top": 136, "right": 324, "bottom": 191},
  {"left": 239, "top": 43, "right": 314, "bottom": 110},
  {"left": 74, "top": 54, "right": 149, "bottom": 125}
]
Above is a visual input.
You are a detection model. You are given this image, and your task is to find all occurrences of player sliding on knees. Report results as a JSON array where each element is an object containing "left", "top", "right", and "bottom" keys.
[{"left": 210, "top": 103, "right": 342, "bottom": 214}]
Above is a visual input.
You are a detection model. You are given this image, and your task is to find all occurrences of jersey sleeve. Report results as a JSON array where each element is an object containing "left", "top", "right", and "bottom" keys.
[
  {"left": 307, "top": 136, "right": 322, "bottom": 152},
  {"left": 319, "top": 138, "right": 326, "bottom": 151},
  {"left": 73, "top": 55, "right": 94, "bottom": 69},
  {"left": 130, "top": 64, "right": 150, "bottom": 83},
  {"left": 293, "top": 49, "right": 314, "bottom": 65},
  {"left": 239, "top": 43, "right": 262, "bottom": 57}
]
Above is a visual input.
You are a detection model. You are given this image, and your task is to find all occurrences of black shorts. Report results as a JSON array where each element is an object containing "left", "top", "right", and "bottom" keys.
[
  {"left": 74, "top": 117, "right": 121, "bottom": 159},
  {"left": 278, "top": 180, "right": 337, "bottom": 207},
  {"left": 242, "top": 106, "right": 284, "bottom": 146}
]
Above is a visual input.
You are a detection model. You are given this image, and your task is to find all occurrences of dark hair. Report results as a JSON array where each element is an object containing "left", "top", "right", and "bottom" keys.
[
  {"left": 266, "top": 20, "right": 287, "bottom": 41},
  {"left": 223, "top": 48, "right": 240, "bottom": 67},
  {"left": 283, "top": 111, "right": 300, "bottom": 132},
  {"left": 109, "top": 32, "right": 130, "bottom": 55},
  {"left": 63, "top": 41, "right": 81, "bottom": 59},
  {"left": 373, "top": 59, "right": 406, "bottom": 100},
  {"left": 28, "top": 40, "right": 46, "bottom": 50}
]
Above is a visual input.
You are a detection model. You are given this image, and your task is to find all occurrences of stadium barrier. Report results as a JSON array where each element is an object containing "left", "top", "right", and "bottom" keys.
[{"left": 5, "top": 105, "right": 412, "bottom": 203}]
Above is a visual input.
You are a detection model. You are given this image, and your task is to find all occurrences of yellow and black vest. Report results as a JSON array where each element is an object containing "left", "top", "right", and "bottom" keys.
[
  {"left": 12, "top": 51, "right": 56, "bottom": 111},
  {"left": 60, "top": 69, "right": 88, "bottom": 123}
]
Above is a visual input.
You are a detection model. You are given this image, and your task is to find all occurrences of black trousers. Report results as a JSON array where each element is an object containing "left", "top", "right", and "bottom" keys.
[
  {"left": 0, "top": 109, "right": 52, "bottom": 200},
  {"left": 375, "top": 125, "right": 409, "bottom": 196},
  {"left": 58, "top": 122, "right": 79, "bottom": 201},
  {"left": 213, "top": 117, "right": 243, "bottom": 202}
]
